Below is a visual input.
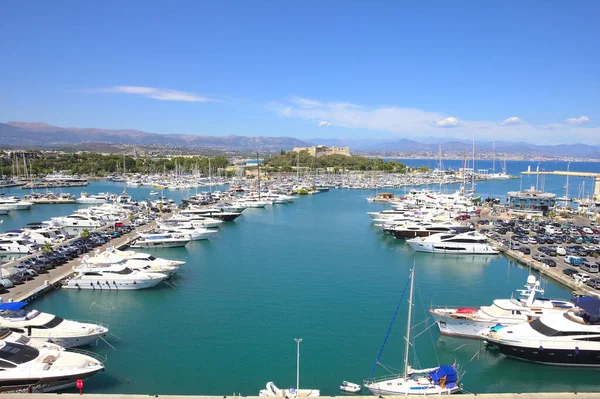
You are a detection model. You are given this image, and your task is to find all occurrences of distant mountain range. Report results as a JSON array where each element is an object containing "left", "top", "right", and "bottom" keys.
[
  {"left": 1, "top": 121, "right": 599, "bottom": 159},
  {"left": 0, "top": 121, "right": 309, "bottom": 151}
]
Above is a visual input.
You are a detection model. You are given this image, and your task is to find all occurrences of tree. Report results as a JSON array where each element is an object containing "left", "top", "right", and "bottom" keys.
[
  {"left": 81, "top": 228, "right": 91, "bottom": 241},
  {"left": 41, "top": 242, "right": 53, "bottom": 253}
]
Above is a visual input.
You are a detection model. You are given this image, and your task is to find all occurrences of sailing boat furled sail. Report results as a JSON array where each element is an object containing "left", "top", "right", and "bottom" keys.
[{"left": 363, "top": 267, "right": 463, "bottom": 396}]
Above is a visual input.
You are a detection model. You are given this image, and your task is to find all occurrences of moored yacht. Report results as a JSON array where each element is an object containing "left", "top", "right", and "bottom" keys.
[
  {"left": 485, "top": 296, "right": 600, "bottom": 366},
  {"left": 65, "top": 264, "right": 169, "bottom": 290},
  {"left": 430, "top": 275, "right": 576, "bottom": 339},
  {"left": 155, "top": 226, "right": 217, "bottom": 241},
  {"left": 75, "top": 192, "right": 111, "bottom": 204},
  {"left": 0, "top": 340, "right": 104, "bottom": 393},
  {"left": 384, "top": 222, "right": 470, "bottom": 239},
  {"left": 407, "top": 231, "right": 498, "bottom": 254},
  {"left": 0, "top": 302, "right": 108, "bottom": 348},
  {"left": 130, "top": 233, "right": 190, "bottom": 248}
]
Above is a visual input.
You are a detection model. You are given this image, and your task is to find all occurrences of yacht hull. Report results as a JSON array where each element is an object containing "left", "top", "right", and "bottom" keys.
[
  {"left": 430, "top": 310, "right": 509, "bottom": 339},
  {"left": 487, "top": 339, "right": 600, "bottom": 367},
  {"left": 64, "top": 277, "right": 165, "bottom": 290},
  {"left": 0, "top": 369, "right": 103, "bottom": 393},
  {"left": 130, "top": 240, "right": 188, "bottom": 248},
  {"left": 407, "top": 241, "right": 498, "bottom": 254}
]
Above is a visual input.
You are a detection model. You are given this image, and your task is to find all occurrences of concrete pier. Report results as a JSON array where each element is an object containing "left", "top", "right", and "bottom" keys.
[{"left": 7, "top": 393, "right": 600, "bottom": 399}]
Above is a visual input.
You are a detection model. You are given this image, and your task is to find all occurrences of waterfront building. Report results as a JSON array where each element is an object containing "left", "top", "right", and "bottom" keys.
[
  {"left": 506, "top": 188, "right": 556, "bottom": 216},
  {"left": 292, "top": 145, "right": 351, "bottom": 158}
]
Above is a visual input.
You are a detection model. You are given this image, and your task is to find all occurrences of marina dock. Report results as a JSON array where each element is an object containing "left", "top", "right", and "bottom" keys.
[
  {"left": 1, "top": 217, "right": 164, "bottom": 303},
  {"left": 28, "top": 198, "right": 77, "bottom": 204}
]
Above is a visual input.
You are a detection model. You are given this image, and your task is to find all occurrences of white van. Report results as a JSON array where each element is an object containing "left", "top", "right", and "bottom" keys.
[{"left": 581, "top": 261, "right": 599, "bottom": 273}]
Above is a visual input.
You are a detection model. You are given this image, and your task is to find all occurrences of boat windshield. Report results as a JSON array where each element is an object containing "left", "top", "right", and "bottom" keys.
[
  {"left": 0, "top": 342, "right": 39, "bottom": 365},
  {"left": 109, "top": 267, "right": 133, "bottom": 275},
  {"left": 38, "top": 316, "right": 64, "bottom": 329}
]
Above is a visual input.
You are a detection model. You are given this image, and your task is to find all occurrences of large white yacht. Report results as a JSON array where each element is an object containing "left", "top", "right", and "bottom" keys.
[
  {"left": 64, "top": 264, "right": 169, "bottom": 290},
  {"left": 0, "top": 303, "right": 108, "bottom": 348},
  {"left": 0, "top": 238, "right": 34, "bottom": 254},
  {"left": 130, "top": 233, "right": 190, "bottom": 248},
  {"left": 155, "top": 225, "right": 217, "bottom": 241},
  {"left": 93, "top": 247, "right": 186, "bottom": 267},
  {"left": 75, "top": 192, "right": 111, "bottom": 204},
  {"left": 0, "top": 196, "right": 33, "bottom": 211},
  {"left": 0, "top": 340, "right": 104, "bottom": 393},
  {"left": 48, "top": 214, "right": 103, "bottom": 229},
  {"left": 485, "top": 297, "right": 600, "bottom": 366},
  {"left": 160, "top": 216, "right": 223, "bottom": 229},
  {"left": 430, "top": 275, "right": 576, "bottom": 339},
  {"left": 406, "top": 231, "right": 499, "bottom": 254},
  {"left": 384, "top": 222, "right": 470, "bottom": 239},
  {"left": 180, "top": 207, "right": 242, "bottom": 222}
]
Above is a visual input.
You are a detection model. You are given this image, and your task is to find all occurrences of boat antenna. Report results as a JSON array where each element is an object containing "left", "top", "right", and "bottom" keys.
[{"left": 294, "top": 338, "right": 302, "bottom": 389}]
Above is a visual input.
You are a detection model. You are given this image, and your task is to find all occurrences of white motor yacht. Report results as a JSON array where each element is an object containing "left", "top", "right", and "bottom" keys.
[
  {"left": 130, "top": 233, "right": 190, "bottom": 248},
  {"left": 0, "top": 196, "right": 34, "bottom": 211},
  {"left": 48, "top": 214, "right": 103, "bottom": 229},
  {"left": 64, "top": 264, "right": 169, "bottom": 290},
  {"left": 0, "top": 303, "right": 108, "bottom": 348},
  {"left": 485, "top": 296, "right": 600, "bottom": 366},
  {"left": 75, "top": 192, "right": 110, "bottom": 204},
  {"left": 430, "top": 275, "right": 576, "bottom": 339},
  {"left": 156, "top": 226, "right": 217, "bottom": 241},
  {"left": 0, "top": 238, "right": 34, "bottom": 254},
  {"left": 93, "top": 247, "right": 186, "bottom": 267},
  {"left": 0, "top": 339, "right": 104, "bottom": 393},
  {"left": 407, "top": 231, "right": 499, "bottom": 254},
  {"left": 161, "top": 215, "right": 223, "bottom": 229}
]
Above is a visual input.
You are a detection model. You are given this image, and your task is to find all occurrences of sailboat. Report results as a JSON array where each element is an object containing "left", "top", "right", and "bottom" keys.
[{"left": 363, "top": 267, "right": 463, "bottom": 396}]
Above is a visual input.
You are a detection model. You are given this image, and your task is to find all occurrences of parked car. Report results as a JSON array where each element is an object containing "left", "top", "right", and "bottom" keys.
[
  {"left": 563, "top": 268, "right": 579, "bottom": 276},
  {"left": 573, "top": 273, "right": 591, "bottom": 283},
  {"left": 542, "top": 258, "right": 556, "bottom": 267},
  {"left": 586, "top": 277, "right": 600, "bottom": 289}
]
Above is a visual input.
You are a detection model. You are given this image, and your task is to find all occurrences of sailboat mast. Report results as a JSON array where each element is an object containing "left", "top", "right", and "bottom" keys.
[
  {"left": 404, "top": 267, "right": 415, "bottom": 380},
  {"left": 257, "top": 151, "right": 261, "bottom": 200},
  {"left": 565, "top": 162, "right": 570, "bottom": 205}
]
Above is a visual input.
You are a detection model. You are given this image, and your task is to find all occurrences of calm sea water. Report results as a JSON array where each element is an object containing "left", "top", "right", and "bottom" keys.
[{"left": 0, "top": 161, "right": 599, "bottom": 395}]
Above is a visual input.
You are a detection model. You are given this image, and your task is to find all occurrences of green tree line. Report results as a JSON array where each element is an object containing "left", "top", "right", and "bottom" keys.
[
  {"left": 0, "top": 153, "right": 230, "bottom": 177},
  {"left": 263, "top": 151, "right": 406, "bottom": 173}
]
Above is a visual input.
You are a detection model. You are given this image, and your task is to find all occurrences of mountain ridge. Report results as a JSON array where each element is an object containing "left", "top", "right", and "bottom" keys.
[{"left": 1, "top": 121, "right": 599, "bottom": 158}]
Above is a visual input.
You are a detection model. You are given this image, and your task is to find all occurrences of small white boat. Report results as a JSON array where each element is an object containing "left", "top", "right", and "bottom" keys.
[
  {"left": 149, "top": 190, "right": 159, "bottom": 196},
  {"left": 339, "top": 381, "right": 361, "bottom": 393},
  {"left": 259, "top": 381, "right": 320, "bottom": 397}
]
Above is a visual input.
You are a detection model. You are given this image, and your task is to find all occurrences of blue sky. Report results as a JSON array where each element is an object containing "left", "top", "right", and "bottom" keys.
[{"left": 1, "top": 1, "right": 599, "bottom": 144}]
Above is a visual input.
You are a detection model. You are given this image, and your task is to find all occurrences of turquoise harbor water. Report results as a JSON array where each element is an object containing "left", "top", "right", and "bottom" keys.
[{"left": 0, "top": 160, "right": 599, "bottom": 395}]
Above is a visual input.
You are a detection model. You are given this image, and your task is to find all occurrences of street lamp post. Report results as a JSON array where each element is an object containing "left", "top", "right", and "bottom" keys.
[{"left": 294, "top": 338, "right": 302, "bottom": 390}]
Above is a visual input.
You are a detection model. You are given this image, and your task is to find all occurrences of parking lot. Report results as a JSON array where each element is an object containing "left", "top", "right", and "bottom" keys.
[{"left": 477, "top": 210, "right": 600, "bottom": 294}]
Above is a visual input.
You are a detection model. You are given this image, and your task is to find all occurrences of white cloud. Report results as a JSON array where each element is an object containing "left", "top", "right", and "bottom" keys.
[
  {"left": 436, "top": 117, "right": 459, "bottom": 128},
  {"left": 318, "top": 120, "right": 332, "bottom": 127},
  {"left": 564, "top": 116, "right": 590, "bottom": 125},
  {"left": 499, "top": 116, "right": 522, "bottom": 126},
  {"left": 99, "top": 86, "right": 213, "bottom": 102},
  {"left": 268, "top": 96, "right": 600, "bottom": 144}
]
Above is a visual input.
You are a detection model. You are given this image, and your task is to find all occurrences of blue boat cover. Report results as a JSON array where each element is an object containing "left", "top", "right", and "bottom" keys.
[
  {"left": 571, "top": 296, "right": 600, "bottom": 315},
  {"left": 428, "top": 365, "right": 457, "bottom": 384},
  {"left": 0, "top": 302, "right": 28, "bottom": 311}
]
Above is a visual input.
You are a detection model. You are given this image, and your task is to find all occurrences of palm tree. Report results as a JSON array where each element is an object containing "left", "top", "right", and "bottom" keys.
[
  {"left": 81, "top": 228, "right": 90, "bottom": 241},
  {"left": 41, "top": 242, "right": 53, "bottom": 253}
]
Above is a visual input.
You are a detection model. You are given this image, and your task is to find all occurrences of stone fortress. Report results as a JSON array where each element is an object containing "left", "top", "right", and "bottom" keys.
[{"left": 292, "top": 145, "right": 351, "bottom": 158}]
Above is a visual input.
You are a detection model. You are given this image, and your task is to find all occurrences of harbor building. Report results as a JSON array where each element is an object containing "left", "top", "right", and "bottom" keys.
[
  {"left": 506, "top": 188, "right": 556, "bottom": 216},
  {"left": 292, "top": 145, "right": 351, "bottom": 158}
]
